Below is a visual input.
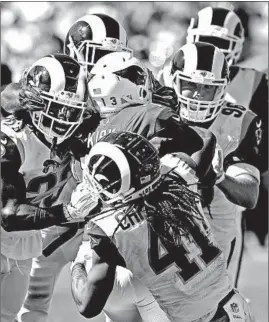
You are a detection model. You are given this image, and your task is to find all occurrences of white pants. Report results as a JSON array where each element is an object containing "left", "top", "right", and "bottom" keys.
[
  {"left": 1, "top": 254, "right": 32, "bottom": 322},
  {"left": 17, "top": 226, "right": 84, "bottom": 322}
]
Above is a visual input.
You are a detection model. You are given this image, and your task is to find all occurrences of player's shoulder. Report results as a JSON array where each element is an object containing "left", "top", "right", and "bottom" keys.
[
  {"left": 230, "top": 64, "right": 266, "bottom": 81},
  {"left": 123, "top": 102, "right": 174, "bottom": 122}
]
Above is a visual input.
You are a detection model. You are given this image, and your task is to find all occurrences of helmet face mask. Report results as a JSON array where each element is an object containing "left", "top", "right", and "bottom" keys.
[
  {"left": 31, "top": 91, "right": 87, "bottom": 141},
  {"left": 187, "top": 7, "right": 245, "bottom": 66},
  {"left": 88, "top": 53, "right": 152, "bottom": 118},
  {"left": 170, "top": 42, "right": 229, "bottom": 123},
  {"left": 25, "top": 54, "right": 89, "bottom": 142},
  {"left": 84, "top": 132, "right": 161, "bottom": 205},
  {"left": 64, "top": 14, "right": 133, "bottom": 72}
]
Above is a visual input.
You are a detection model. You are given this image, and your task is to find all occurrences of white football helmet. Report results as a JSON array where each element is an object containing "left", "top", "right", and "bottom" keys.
[
  {"left": 170, "top": 42, "right": 230, "bottom": 123},
  {"left": 187, "top": 7, "right": 245, "bottom": 66},
  {"left": 88, "top": 52, "right": 152, "bottom": 118},
  {"left": 24, "top": 54, "right": 89, "bottom": 142},
  {"left": 64, "top": 13, "right": 133, "bottom": 72}
]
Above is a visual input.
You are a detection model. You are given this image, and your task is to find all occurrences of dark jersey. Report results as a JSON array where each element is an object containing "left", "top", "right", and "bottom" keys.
[
  {"left": 227, "top": 66, "right": 268, "bottom": 172},
  {"left": 87, "top": 103, "right": 216, "bottom": 179}
]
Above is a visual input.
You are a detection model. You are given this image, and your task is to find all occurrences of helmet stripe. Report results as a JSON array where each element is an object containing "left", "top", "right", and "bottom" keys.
[
  {"left": 182, "top": 44, "right": 198, "bottom": 74},
  {"left": 211, "top": 8, "right": 229, "bottom": 27},
  {"left": 31, "top": 57, "right": 65, "bottom": 92},
  {"left": 94, "top": 13, "right": 120, "bottom": 40},
  {"left": 76, "top": 15, "right": 107, "bottom": 42},
  {"left": 196, "top": 44, "right": 216, "bottom": 72},
  {"left": 198, "top": 7, "right": 213, "bottom": 30},
  {"left": 224, "top": 10, "right": 241, "bottom": 36},
  {"left": 211, "top": 48, "right": 224, "bottom": 79}
]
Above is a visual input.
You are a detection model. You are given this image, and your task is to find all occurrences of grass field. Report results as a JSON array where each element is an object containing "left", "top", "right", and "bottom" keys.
[{"left": 47, "top": 231, "right": 268, "bottom": 322}]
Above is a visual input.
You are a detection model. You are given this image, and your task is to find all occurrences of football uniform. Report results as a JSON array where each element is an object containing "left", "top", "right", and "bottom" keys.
[
  {"left": 84, "top": 197, "right": 232, "bottom": 322},
  {"left": 226, "top": 65, "right": 267, "bottom": 173},
  {"left": 202, "top": 102, "right": 261, "bottom": 271},
  {"left": 0, "top": 119, "right": 83, "bottom": 322},
  {"left": 78, "top": 243, "right": 170, "bottom": 322},
  {"left": 225, "top": 66, "right": 267, "bottom": 286},
  {"left": 87, "top": 102, "right": 215, "bottom": 180}
]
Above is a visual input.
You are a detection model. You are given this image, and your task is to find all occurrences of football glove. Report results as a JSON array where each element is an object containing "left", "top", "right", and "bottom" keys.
[
  {"left": 64, "top": 182, "right": 99, "bottom": 221},
  {"left": 152, "top": 86, "right": 178, "bottom": 110},
  {"left": 161, "top": 153, "right": 199, "bottom": 186},
  {"left": 19, "top": 83, "right": 46, "bottom": 112}
]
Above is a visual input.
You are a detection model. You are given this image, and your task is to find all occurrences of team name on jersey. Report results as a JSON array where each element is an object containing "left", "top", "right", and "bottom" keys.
[
  {"left": 114, "top": 210, "right": 145, "bottom": 231},
  {"left": 87, "top": 127, "right": 117, "bottom": 148}
]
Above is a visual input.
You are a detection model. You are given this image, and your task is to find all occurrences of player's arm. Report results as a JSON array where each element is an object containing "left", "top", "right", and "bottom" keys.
[
  {"left": 1, "top": 81, "right": 45, "bottom": 116},
  {"left": 71, "top": 221, "right": 126, "bottom": 318},
  {"left": 0, "top": 131, "right": 74, "bottom": 231},
  {"left": 215, "top": 115, "right": 261, "bottom": 209},
  {"left": 152, "top": 108, "right": 216, "bottom": 179}
]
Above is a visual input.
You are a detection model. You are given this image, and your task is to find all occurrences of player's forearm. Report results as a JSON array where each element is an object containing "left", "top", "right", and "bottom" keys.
[
  {"left": 1, "top": 82, "right": 21, "bottom": 114},
  {"left": 1, "top": 204, "right": 67, "bottom": 231},
  {"left": 71, "top": 261, "right": 115, "bottom": 318},
  {"left": 217, "top": 174, "right": 259, "bottom": 208}
]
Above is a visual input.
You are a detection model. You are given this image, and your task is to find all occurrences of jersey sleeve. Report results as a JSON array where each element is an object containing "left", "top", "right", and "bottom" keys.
[{"left": 224, "top": 112, "right": 263, "bottom": 176}]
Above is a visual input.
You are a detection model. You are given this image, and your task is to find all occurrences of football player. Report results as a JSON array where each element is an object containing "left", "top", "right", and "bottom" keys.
[
  {"left": 159, "top": 41, "right": 261, "bottom": 286},
  {"left": 0, "top": 54, "right": 91, "bottom": 322},
  {"left": 186, "top": 6, "right": 268, "bottom": 286},
  {"left": 86, "top": 51, "right": 216, "bottom": 182},
  {"left": 69, "top": 131, "right": 253, "bottom": 322},
  {"left": 8, "top": 52, "right": 217, "bottom": 322}
]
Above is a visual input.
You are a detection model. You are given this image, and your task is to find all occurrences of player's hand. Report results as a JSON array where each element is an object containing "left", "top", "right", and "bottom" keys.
[
  {"left": 67, "top": 34, "right": 85, "bottom": 63},
  {"left": 150, "top": 136, "right": 173, "bottom": 151},
  {"left": 70, "top": 240, "right": 93, "bottom": 272},
  {"left": 64, "top": 182, "right": 99, "bottom": 221},
  {"left": 212, "top": 144, "right": 225, "bottom": 184},
  {"left": 161, "top": 153, "right": 198, "bottom": 185},
  {"left": 152, "top": 86, "right": 178, "bottom": 110},
  {"left": 19, "top": 84, "right": 46, "bottom": 112}
]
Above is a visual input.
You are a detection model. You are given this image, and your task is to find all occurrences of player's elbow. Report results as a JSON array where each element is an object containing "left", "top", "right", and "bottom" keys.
[
  {"left": 239, "top": 182, "right": 259, "bottom": 209},
  {"left": 244, "top": 187, "right": 259, "bottom": 209},
  {"left": 78, "top": 303, "right": 102, "bottom": 318}
]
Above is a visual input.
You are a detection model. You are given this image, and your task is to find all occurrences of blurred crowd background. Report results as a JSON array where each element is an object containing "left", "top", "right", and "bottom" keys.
[{"left": 1, "top": 1, "right": 268, "bottom": 84}]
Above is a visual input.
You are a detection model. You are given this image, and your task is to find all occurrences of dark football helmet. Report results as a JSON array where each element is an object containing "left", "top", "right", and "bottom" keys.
[
  {"left": 187, "top": 7, "right": 244, "bottom": 66},
  {"left": 84, "top": 131, "right": 161, "bottom": 205},
  {"left": 169, "top": 42, "right": 230, "bottom": 123},
  {"left": 24, "top": 53, "right": 90, "bottom": 142},
  {"left": 64, "top": 13, "right": 133, "bottom": 72}
]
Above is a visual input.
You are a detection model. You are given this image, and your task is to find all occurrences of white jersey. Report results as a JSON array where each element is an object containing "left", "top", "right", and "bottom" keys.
[
  {"left": 89, "top": 200, "right": 231, "bottom": 322},
  {"left": 1, "top": 119, "right": 76, "bottom": 260},
  {"left": 80, "top": 242, "right": 170, "bottom": 322},
  {"left": 203, "top": 102, "right": 260, "bottom": 259}
]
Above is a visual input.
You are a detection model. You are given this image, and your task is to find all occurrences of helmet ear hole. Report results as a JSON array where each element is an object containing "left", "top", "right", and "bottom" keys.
[{"left": 142, "top": 89, "right": 147, "bottom": 98}]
